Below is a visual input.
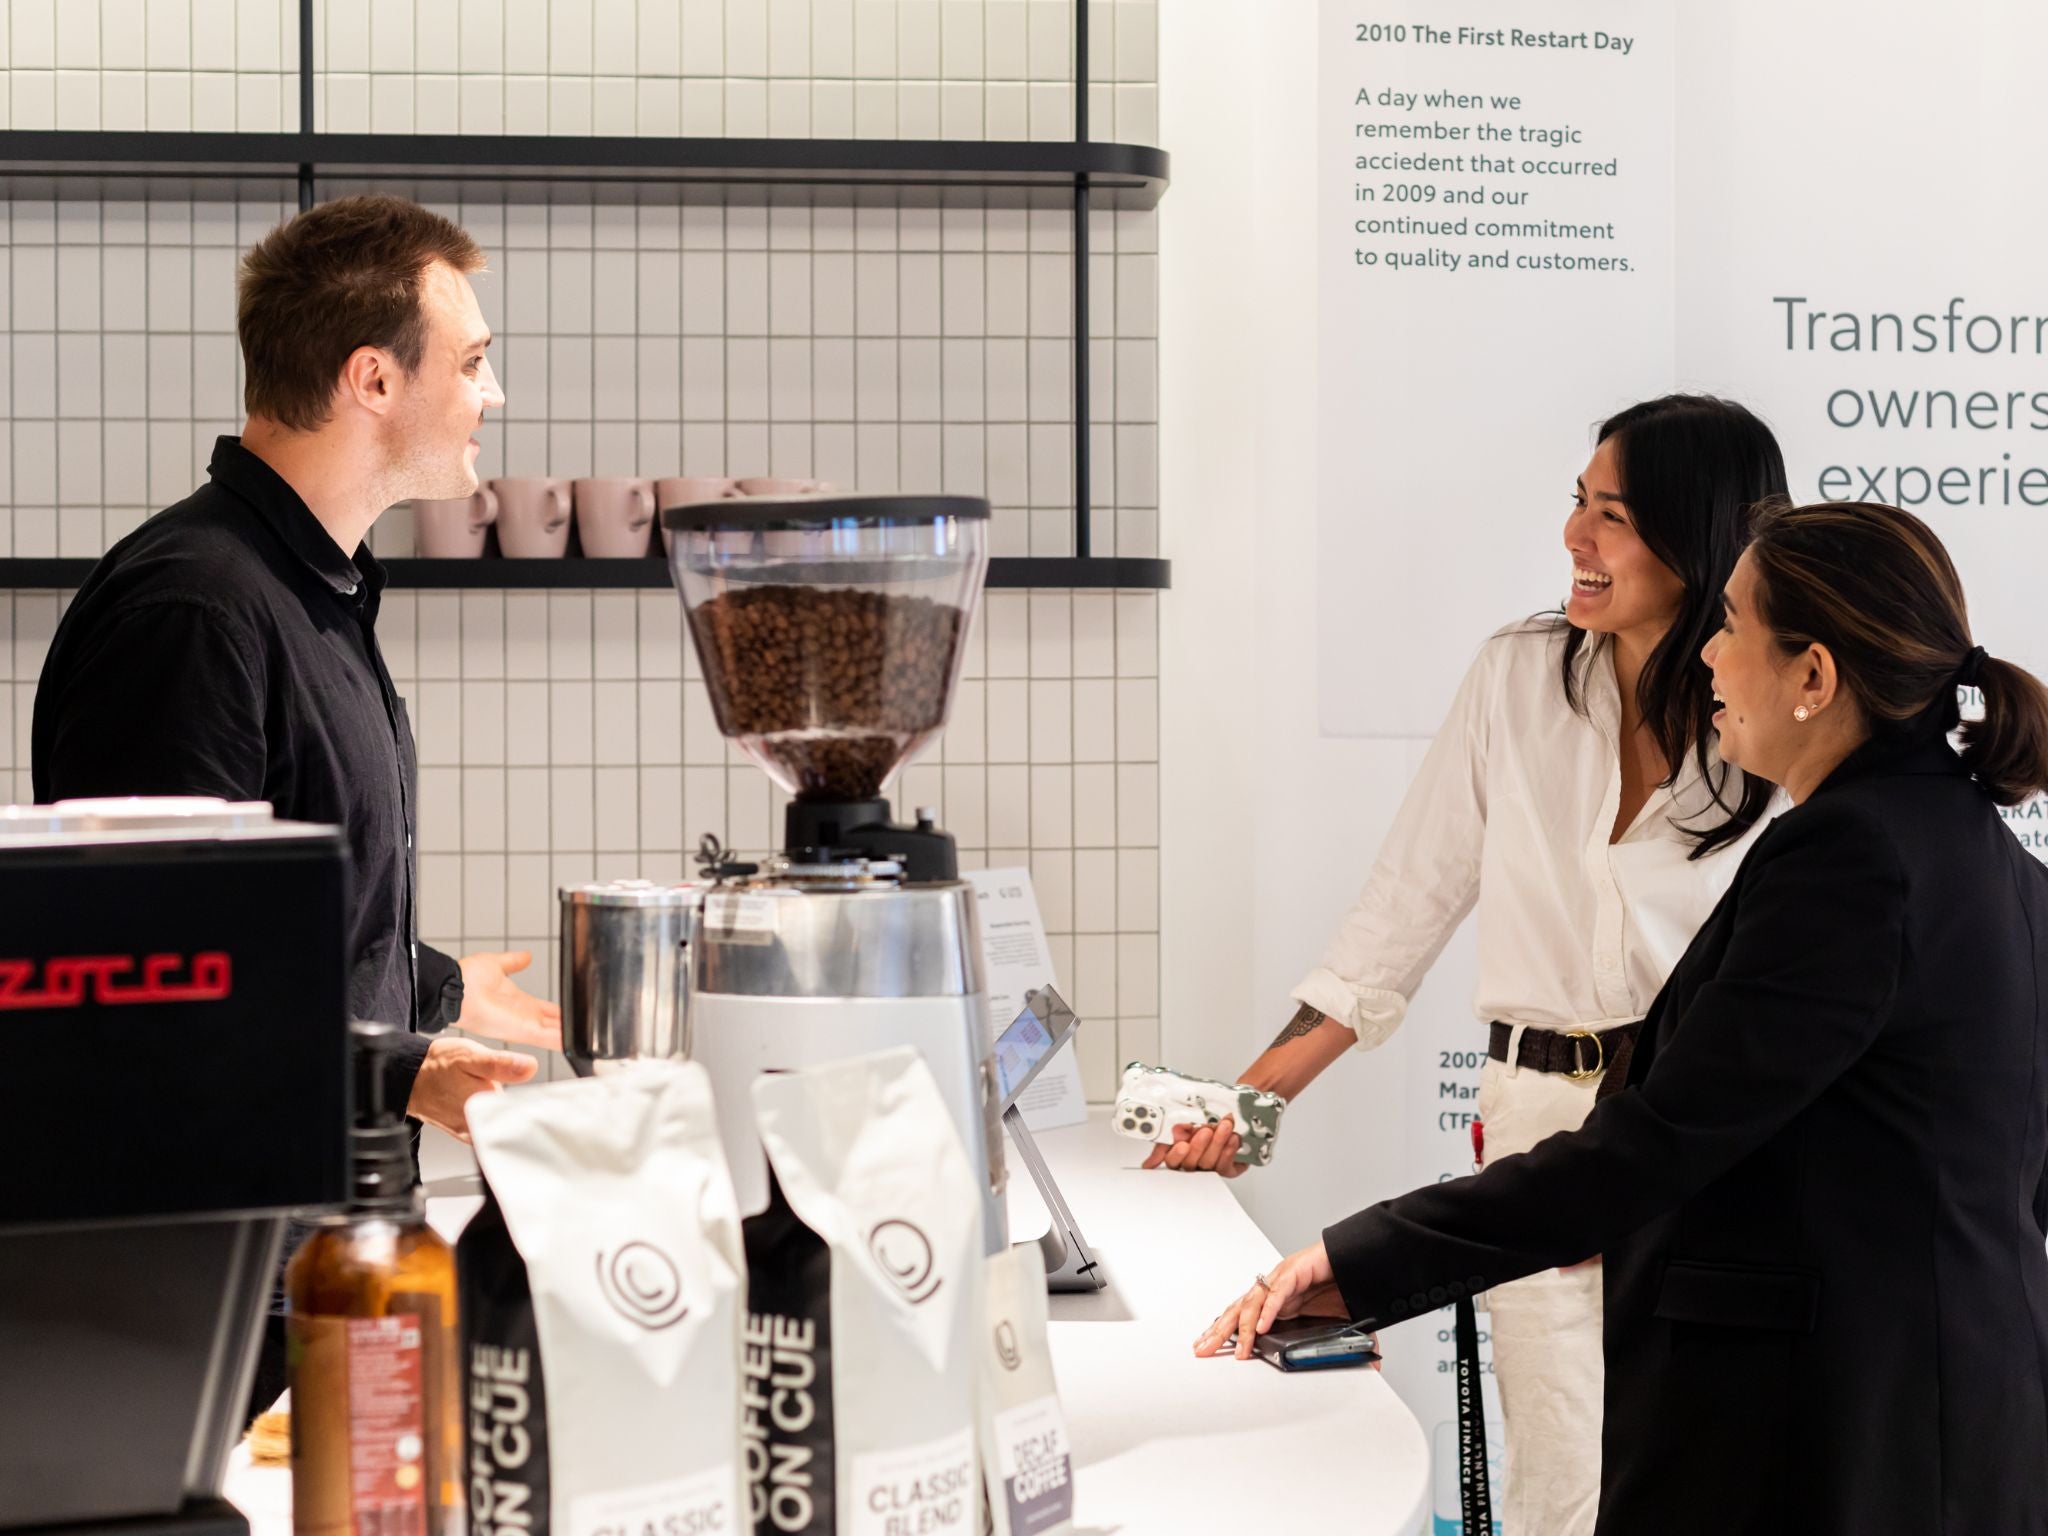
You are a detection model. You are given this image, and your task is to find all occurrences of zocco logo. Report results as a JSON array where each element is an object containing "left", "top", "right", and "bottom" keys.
[
  {"left": 0, "top": 952, "right": 232, "bottom": 1011},
  {"left": 867, "top": 1219, "right": 943, "bottom": 1305},
  {"left": 994, "top": 1320, "right": 1022, "bottom": 1371},
  {"left": 594, "top": 1241, "right": 689, "bottom": 1330}
]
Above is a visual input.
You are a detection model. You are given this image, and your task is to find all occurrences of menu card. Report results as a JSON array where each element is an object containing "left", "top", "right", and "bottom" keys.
[{"left": 967, "top": 868, "right": 1088, "bottom": 1131}]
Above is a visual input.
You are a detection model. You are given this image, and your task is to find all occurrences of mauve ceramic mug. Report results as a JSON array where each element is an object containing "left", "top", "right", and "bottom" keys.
[
  {"left": 739, "top": 479, "right": 840, "bottom": 556},
  {"left": 654, "top": 477, "right": 740, "bottom": 553},
  {"left": 412, "top": 486, "right": 498, "bottom": 558},
  {"left": 573, "top": 478, "right": 659, "bottom": 558},
  {"left": 490, "top": 477, "right": 573, "bottom": 558}
]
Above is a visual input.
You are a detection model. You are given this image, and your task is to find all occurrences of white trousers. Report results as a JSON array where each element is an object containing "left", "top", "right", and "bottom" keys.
[{"left": 1475, "top": 1051, "right": 1605, "bottom": 1536}]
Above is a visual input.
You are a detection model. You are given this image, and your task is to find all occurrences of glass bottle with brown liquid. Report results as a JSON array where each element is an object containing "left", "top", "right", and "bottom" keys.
[{"left": 287, "top": 1022, "right": 463, "bottom": 1536}]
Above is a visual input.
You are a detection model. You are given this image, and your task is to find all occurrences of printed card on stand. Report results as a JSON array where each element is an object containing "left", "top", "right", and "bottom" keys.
[{"left": 967, "top": 869, "right": 1088, "bottom": 1131}]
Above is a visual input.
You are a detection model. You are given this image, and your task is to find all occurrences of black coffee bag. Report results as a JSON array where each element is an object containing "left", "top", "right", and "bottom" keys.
[
  {"left": 742, "top": 1174, "right": 835, "bottom": 1535},
  {"left": 459, "top": 1189, "right": 552, "bottom": 1536},
  {"left": 743, "top": 1049, "right": 984, "bottom": 1536}
]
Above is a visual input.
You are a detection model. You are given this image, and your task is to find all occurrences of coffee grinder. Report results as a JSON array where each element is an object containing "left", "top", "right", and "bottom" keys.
[{"left": 661, "top": 494, "right": 1008, "bottom": 1254}]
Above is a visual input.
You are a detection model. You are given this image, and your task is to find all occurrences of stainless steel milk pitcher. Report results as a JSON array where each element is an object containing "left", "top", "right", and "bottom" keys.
[{"left": 559, "top": 881, "right": 703, "bottom": 1076}]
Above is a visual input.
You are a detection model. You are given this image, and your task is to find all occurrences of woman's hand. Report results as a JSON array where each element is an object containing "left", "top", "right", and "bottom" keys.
[
  {"left": 1141, "top": 1114, "right": 1247, "bottom": 1178},
  {"left": 1193, "top": 1240, "right": 1354, "bottom": 1360}
]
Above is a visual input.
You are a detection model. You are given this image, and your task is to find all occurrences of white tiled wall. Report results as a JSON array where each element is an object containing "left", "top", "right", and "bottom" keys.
[
  {"left": 367, "top": 197, "right": 1161, "bottom": 561},
  {"left": 0, "top": 194, "right": 303, "bottom": 557},
  {"left": 3, "top": 0, "right": 304, "bottom": 132},
  {"left": 0, "top": 0, "right": 1163, "bottom": 1101},
  {"left": 4, "top": 1, "right": 1161, "bottom": 144},
  {"left": 312, "top": 0, "right": 1159, "bottom": 143}
]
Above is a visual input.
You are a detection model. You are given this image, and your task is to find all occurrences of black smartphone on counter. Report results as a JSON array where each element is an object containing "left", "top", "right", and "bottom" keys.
[{"left": 1252, "top": 1319, "right": 1381, "bottom": 1373}]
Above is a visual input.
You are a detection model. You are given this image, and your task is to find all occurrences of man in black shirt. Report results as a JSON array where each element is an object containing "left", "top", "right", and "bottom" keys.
[{"left": 31, "top": 195, "right": 557, "bottom": 1408}]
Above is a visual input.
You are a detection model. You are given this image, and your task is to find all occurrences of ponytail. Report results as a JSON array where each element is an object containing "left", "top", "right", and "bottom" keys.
[{"left": 1959, "top": 655, "right": 2048, "bottom": 807}]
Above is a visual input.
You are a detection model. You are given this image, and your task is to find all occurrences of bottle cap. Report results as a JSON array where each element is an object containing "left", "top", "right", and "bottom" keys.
[{"left": 349, "top": 1021, "right": 418, "bottom": 1214}]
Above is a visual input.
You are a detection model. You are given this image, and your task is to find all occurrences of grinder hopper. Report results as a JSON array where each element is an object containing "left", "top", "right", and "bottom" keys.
[{"left": 662, "top": 494, "right": 990, "bottom": 879}]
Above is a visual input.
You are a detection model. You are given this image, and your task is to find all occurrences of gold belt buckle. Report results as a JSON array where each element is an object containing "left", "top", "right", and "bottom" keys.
[{"left": 1563, "top": 1028, "right": 1603, "bottom": 1081}]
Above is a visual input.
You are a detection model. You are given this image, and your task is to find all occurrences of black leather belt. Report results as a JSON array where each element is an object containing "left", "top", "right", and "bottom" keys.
[{"left": 1487, "top": 1019, "right": 1641, "bottom": 1085}]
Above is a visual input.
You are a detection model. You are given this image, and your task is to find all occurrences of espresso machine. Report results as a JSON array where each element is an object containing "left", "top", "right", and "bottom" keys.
[
  {"left": 659, "top": 494, "right": 1008, "bottom": 1255},
  {"left": 0, "top": 798, "right": 350, "bottom": 1536}
]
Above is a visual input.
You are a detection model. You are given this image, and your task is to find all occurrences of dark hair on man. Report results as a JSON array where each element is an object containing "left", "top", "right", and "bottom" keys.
[
  {"left": 1558, "top": 393, "right": 1790, "bottom": 858},
  {"left": 237, "top": 194, "right": 484, "bottom": 432},
  {"left": 1747, "top": 499, "right": 2048, "bottom": 807}
]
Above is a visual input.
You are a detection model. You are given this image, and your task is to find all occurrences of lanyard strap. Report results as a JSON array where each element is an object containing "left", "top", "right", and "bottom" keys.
[{"left": 1455, "top": 1292, "right": 1493, "bottom": 1534}]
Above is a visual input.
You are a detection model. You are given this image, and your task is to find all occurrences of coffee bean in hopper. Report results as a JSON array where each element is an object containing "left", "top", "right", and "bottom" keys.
[{"left": 689, "top": 587, "right": 966, "bottom": 800}]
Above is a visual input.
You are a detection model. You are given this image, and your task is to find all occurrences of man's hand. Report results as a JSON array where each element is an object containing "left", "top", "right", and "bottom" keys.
[
  {"left": 457, "top": 950, "right": 563, "bottom": 1051},
  {"left": 407, "top": 1037, "right": 538, "bottom": 1142}
]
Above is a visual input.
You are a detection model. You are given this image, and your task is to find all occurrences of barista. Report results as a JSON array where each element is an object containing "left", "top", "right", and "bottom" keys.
[
  {"left": 1161, "top": 396, "right": 1787, "bottom": 1536},
  {"left": 30, "top": 195, "right": 557, "bottom": 1413}
]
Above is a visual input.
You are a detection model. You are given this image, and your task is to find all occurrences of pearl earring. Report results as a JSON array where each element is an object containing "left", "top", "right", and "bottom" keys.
[{"left": 1793, "top": 705, "right": 1811, "bottom": 722}]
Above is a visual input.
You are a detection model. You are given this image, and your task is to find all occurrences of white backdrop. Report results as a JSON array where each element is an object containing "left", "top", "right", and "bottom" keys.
[
  {"left": 1322, "top": 0, "right": 2048, "bottom": 738},
  {"left": 1166, "top": 3, "right": 2048, "bottom": 1532}
]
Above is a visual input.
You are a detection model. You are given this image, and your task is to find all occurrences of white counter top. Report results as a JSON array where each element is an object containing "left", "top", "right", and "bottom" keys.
[
  {"left": 226, "top": 1109, "right": 1428, "bottom": 1534},
  {"left": 1023, "top": 1111, "right": 1428, "bottom": 1533}
]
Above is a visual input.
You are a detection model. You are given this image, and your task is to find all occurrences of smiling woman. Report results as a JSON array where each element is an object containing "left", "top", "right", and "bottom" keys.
[{"left": 1559, "top": 395, "right": 1784, "bottom": 858}]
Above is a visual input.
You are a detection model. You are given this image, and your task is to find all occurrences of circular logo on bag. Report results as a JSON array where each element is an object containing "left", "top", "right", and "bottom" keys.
[
  {"left": 868, "top": 1219, "right": 944, "bottom": 1305},
  {"left": 595, "top": 1241, "right": 689, "bottom": 1330},
  {"left": 994, "top": 1319, "right": 1022, "bottom": 1371}
]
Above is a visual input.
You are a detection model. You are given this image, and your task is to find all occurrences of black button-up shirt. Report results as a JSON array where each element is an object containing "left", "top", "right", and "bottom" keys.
[{"left": 32, "top": 436, "right": 460, "bottom": 1109}]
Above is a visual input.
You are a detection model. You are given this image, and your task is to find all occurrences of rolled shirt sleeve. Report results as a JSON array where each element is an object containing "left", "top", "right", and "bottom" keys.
[{"left": 1291, "top": 634, "right": 1499, "bottom": 1048}]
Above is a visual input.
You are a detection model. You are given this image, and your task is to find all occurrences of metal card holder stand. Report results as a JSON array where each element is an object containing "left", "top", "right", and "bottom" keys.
[
  {"left": 1003, "top": 987, "right": 1106, "bottom": 1292},
  {"left": 1006, "top": 1107, "right": 1105, "bottom": 1291}
]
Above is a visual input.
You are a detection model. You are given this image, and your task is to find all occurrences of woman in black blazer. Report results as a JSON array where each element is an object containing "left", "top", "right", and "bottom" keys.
[{"left": 1199, "top": 500, "right": 2048, "bottom": 1534}]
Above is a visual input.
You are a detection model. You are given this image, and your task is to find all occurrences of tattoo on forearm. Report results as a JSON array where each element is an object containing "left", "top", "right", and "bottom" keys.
[{"left": 1270, "top": 1003, "right": 1326, "bottom": 1048}]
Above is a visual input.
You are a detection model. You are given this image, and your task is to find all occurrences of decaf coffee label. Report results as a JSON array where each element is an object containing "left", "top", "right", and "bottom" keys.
[
  {"left": 743, "top": 1177, "right": 834, "bottom": 1535},
  {"left": 991, "top": 1399, "right": 1073, "bottom": 1536},
  {"left": 847, "top": 1428, "right": 978, "bottom": 1536}
]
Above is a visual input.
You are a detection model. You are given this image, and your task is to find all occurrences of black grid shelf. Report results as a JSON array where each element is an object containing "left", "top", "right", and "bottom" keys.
[
  {"left": 0, "top": 557, "right": 1171, "bottom": 591},
  {"left": 0, "top": 0, "right": 1166, "bottom": 591},
  {"left": 0, "top": 131, "right": 1169, "bottom": 209}
]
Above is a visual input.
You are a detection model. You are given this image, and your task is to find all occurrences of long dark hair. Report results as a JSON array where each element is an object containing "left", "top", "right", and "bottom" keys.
[
  {"left": 1748, "top": 500, "right": 2048, "bottom": 806},
  {"left": 1559, "top": 394, "right": 1788, "bottom": 858}
]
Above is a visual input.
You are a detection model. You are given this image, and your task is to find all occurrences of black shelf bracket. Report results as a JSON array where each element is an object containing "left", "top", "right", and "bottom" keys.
[
  {"left": 296, "top": 0, "right": 314, "bottom": 210},
  {"left": 0, "top": 557, "right": 1169, "bottom": 593},
  {"left": 1074, "top": 0, "right": 1093, "bottom": 560},
  {"left": 0, "top": 131, "right": 1167, "bottom": 210}
]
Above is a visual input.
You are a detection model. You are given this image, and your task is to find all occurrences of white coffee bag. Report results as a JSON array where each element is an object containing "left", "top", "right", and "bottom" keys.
[
  {"left": 747, "top": 1047, "right": 983, "bottom": 1536},
  {"left": 464, "top": 1061, "right": 747, "bottom": 1536},
  {"left": 977, "top": 1245, "right": 1073, "bottom": 1536}
]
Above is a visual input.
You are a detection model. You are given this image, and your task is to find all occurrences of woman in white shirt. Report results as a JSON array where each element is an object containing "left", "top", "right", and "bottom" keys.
[{"left": 1156, "top": 394, "right": 1788, "bottom": 1536}]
